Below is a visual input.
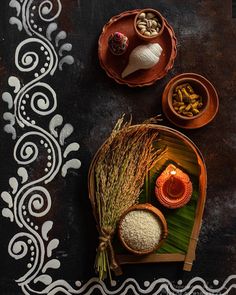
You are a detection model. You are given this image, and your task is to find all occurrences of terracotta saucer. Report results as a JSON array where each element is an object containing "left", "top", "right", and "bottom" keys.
[
  {"left": 162, "top": 73, "right": 219, "bottom": 129},
  {"left": 98, "top": 10, "right": 177, "bottom": 87}
]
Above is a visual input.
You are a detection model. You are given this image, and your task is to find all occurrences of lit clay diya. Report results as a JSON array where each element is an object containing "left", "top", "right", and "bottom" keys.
[{"left": 155, "top": 164, "right": 193, "bottom": 209}]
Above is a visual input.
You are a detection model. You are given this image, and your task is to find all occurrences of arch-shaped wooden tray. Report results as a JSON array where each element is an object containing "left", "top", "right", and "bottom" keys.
[
  {"left": 88, "top": 125, "right": 207, "bottom": 271},
  {"left": 98, "top": 10, "right": 177, "bottom": 87}
]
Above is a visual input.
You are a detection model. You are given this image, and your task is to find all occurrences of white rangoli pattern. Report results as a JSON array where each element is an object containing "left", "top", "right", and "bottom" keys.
[
  {"left": 1, "top": 0, "right": 235, "bottom": 294},
  {"left": 2, "top": 0, "right": 82, "bottom": 294}
]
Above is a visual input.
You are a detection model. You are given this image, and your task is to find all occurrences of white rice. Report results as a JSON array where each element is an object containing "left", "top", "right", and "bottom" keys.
[{"left": 120, "top": 209, "right": 162, "bottom": 252}]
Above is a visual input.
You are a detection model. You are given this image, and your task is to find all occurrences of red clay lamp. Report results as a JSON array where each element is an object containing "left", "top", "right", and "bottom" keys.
[{"left": 155, "top": 164, "right": 193, "bottom": 209}]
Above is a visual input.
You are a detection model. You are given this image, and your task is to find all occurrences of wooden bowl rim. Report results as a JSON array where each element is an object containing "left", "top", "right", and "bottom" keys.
[
  {"left": 118, "top": 203, "right": 168, "bottom": 255},
  {"left": 134, "top": 8, "right": 165, "bottom": 40},
  {"left": 167, "top": 77, "right": 210, "bottom": 121}
]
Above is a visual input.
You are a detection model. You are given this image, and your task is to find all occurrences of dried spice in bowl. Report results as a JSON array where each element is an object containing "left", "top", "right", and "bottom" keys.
[{"left": 167, "top": 78, "right": 209, "bottom": 120}]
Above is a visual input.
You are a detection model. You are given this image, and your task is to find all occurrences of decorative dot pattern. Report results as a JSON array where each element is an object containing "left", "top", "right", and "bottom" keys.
[
  {"left": 75, "top": 281, "right": 81, "bottom": 287},
  {"left": 144, "top": 281, "right": 150, "bottom": 287}
]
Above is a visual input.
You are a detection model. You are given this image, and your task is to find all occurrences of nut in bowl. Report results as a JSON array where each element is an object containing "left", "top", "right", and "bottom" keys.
[
  {"left": 167, "top": 77, "right": 210, "bottom": 120},
  {"left": 118, "top": 203, "right": 168, "bottom": 255},
  {"left": 134, "top": 9, "right": 164, "bottom": 40}
]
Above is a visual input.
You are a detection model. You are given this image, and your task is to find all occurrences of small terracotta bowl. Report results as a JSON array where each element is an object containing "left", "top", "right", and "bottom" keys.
[
  {"left": 118, "top": 203, "right": 168, "bottom": 255},
  {"left": 167, "top": 77, "right": 210, "bottom": 121},
  {"left": 134, "top": 8, "right": 164, "bottom": 41}
]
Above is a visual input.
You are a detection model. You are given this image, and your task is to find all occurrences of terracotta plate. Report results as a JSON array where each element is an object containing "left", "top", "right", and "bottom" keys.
[
  {"left": 98, "top": 10, "right": 177, "bottom": 87},
  {"left": 162, "top": 73, "right": 219, "bottom": 129}
]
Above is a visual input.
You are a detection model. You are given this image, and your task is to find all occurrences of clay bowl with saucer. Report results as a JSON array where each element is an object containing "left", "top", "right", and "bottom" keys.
[{"left": 167, "top": 77, "right": 210, "bottom": 121}]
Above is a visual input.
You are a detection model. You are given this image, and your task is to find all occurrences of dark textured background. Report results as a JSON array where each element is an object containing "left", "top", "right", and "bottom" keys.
[{"left": 0, "top": 0, "right": 235, "bottom": 294}]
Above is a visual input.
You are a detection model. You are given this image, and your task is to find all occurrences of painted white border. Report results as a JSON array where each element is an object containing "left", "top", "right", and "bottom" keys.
[{"left": 1, "top": 1, "right": 235, "bottom": 294}]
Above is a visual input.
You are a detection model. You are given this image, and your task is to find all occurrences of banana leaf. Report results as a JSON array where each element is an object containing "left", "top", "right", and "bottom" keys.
[{"left": 115, "top": 129, "right": 200, "bottom": 255}]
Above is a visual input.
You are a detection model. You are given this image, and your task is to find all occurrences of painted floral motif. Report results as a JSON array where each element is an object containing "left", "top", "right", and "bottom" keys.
[{"left": 1, "top": 0, "right": 81, "bottom": 294}]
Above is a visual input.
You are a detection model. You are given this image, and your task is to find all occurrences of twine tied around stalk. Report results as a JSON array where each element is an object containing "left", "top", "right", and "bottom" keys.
[
  {"left": 98, "top": 228, "right": 112, "bottom": 251},
  {"left": 98, "top": 227, "right": 122, "bottom": 275}
]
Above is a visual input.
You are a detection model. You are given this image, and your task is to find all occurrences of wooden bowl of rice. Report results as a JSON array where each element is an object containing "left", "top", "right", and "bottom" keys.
[{"left": 118, "top": 203, "right": 168, "bottom": 255}]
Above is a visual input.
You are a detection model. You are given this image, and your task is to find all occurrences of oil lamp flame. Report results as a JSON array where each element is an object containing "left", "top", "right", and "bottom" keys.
[{"left": 170, "top": 170, "right": 176, "bottom": 176}]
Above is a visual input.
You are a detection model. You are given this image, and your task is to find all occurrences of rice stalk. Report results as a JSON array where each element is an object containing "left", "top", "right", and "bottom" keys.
[{"left": 94, "top": 117, "right": 165, "bottom": 280}]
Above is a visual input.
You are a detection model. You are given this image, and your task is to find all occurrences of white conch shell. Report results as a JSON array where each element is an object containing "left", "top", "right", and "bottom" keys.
[{"left": 121, "top": 43, "right": 163, "bottom": 78}]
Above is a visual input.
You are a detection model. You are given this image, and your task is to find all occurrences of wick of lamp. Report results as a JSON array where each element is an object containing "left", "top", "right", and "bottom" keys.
[{"left": 167, "top": 168, "right": 184, "bottom": 199}]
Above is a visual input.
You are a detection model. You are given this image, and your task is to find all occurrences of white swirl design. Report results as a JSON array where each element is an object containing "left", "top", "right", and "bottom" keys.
[
  {"left": 20, "top": 186, "right": 51, "bottom": 218},
  {"left": 1, "top": 1, "right": 235, "bottom": 295},
  {"left": 30, "top": 83, "right": 57, "bottom": 115},
  {"left": 14, "top": 140, "right": 39, "bottom": 165},
  {"left": 39, "top": 0, "right": 62, "bottom": 22},
  {"left": 9, "top": 235, "right": 29, "bottom": 260},
  {"left": 1, "top": 0, "right": 81, "bottom": 294},
  {"left": 18, "top": 51, "right": 39, "bottom": 72}
]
